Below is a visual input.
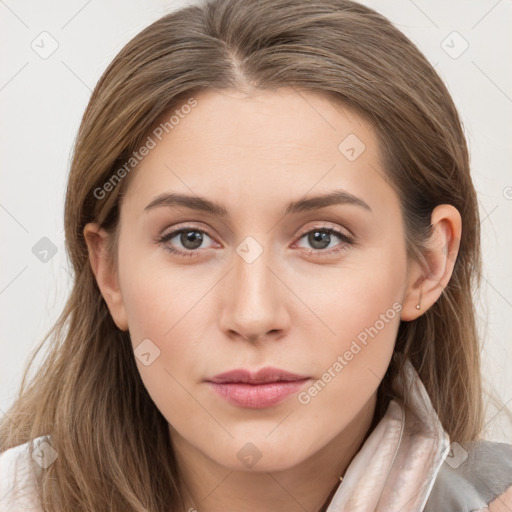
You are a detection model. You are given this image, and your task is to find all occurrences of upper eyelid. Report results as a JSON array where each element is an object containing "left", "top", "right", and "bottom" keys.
[
  {"left": 160, "top": 224, "right": 210, "bottom": 240},
  {"left": 161, "top": 221, "right": 350, "bottom": 236},
  {"left": 296, "top": 223, "right": 351, "bottom": 237}
]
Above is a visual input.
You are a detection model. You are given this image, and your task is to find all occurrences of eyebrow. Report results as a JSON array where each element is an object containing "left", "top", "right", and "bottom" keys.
[{"left": 143, "top": 189, "right": 372, "bottom": 216}]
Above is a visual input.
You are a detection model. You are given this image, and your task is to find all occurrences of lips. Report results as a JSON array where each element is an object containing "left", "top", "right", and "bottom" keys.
[
  {"left": 206, "top": 367, "right": 311, "bottom": 408},
  {"left": 207, "top": 367, "right": 310, "bottom": 384}
]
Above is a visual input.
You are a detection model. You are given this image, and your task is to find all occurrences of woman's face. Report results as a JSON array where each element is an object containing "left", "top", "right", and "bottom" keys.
[{"left": 111, "top": 88, "right": 414, "bottom": 471}]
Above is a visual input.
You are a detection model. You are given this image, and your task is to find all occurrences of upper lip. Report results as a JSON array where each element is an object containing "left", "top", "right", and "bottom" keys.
[{"left": 207, "top": 367, "right": 310, "bottom": 384}]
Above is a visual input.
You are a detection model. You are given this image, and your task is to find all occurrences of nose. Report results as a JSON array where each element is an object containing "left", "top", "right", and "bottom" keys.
[{"left": 218, "top": 240, "right": 290, "bottom": 343}]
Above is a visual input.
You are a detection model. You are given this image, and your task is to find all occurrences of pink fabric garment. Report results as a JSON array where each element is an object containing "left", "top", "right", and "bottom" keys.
[
  {"left": 325, "top": 360, "right": 512, "bottom": 512},
  {"left": 325, "top": 359, "right": 450, "bottom": 511}
]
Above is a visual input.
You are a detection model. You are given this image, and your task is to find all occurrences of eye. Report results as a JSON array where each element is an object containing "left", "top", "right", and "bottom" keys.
[
  {"left": 295, "top": 226, "right": 355, "bottom": 256},
  {"left": 157, "top": 226, "right": 215, "bottom": 258},
  {"left": 156, "top": 224, "right": 355, "bottom": 259}
]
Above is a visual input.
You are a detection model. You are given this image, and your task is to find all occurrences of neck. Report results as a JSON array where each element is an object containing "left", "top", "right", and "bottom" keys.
[{"left": 171, "top": 393, "right": 377, "bottom": 512}]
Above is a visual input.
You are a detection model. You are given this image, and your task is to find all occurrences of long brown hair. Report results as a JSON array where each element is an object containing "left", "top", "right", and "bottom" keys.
[{"left": 0, "top": 0, "right": 488, "bottom": 510}]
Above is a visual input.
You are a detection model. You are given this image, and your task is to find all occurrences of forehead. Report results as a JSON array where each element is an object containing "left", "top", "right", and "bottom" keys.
[
  {"left": 159, "top": 87, "right": 372, "bottom": 152},
  {"left": 122, "top": 87, "right": 396, "bottom": 218}
]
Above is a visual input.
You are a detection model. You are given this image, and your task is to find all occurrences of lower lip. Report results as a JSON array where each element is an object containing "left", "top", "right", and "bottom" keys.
[{"left": 207, "top": 379, "right": 310, "bottom": 409}]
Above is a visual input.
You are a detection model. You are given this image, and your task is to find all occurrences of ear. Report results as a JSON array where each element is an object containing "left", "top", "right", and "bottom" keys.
[
  {"left": 401, "top": 204, "right": 462, "bottom": 321},
  {"left": 83, "top": 222, "right": 129, "bottom": 331}
]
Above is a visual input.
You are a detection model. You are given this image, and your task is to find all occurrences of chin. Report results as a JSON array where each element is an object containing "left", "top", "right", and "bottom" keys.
[{"left": 206, "top": 436, "right": 313, "bottom": 473}]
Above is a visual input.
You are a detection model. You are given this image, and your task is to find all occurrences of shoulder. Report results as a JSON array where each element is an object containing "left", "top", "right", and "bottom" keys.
[
  {"left": 424, "top": 439, "right": 512, "bottom": 512},
  {"left": 0, "top": 436, "right": 50, "bottom": 512}
]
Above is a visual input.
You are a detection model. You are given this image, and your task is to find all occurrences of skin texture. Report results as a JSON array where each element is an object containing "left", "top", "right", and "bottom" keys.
[{"left": 84, "top": 88, "right": 461, "bottom": 512}]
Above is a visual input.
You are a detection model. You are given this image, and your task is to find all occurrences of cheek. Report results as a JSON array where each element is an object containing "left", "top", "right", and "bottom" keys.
[
  {"left": 306, "top": 244, "right": 406, "bottom": 351},
  {"left": 120, "top": 268, "right": 204, "bottom": 377},
  {"left": 116, "top": 246, "right": 213, "bottom": 420},
  {"left": 298, "top": 247, "right": 406, "bottom": 408},
  {"left": 119, "top": 277, "right": 199, "bottom": 428},
  {"left": 118, "top": 237, "right": 209, "bottom": 342}
]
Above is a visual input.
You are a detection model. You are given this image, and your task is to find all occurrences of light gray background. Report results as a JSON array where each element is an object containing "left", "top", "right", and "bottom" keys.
[{"left": 1, "top": 0, "right": 511, "bottom": 442}]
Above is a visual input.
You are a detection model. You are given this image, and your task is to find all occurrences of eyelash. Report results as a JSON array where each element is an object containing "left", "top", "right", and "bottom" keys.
[{"left": 156, "top": 224, "right": 355, "bottom": 259}]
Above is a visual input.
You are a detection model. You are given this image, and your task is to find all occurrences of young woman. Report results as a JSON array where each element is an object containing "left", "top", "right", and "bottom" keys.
[{"left": 1, "top": 0, "right": 511, "bottom": 510}]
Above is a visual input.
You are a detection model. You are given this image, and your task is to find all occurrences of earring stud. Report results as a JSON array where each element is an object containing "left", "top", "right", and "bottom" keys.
[{"left": 416, "top": 286, "right": 422, "bottom": 310}]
